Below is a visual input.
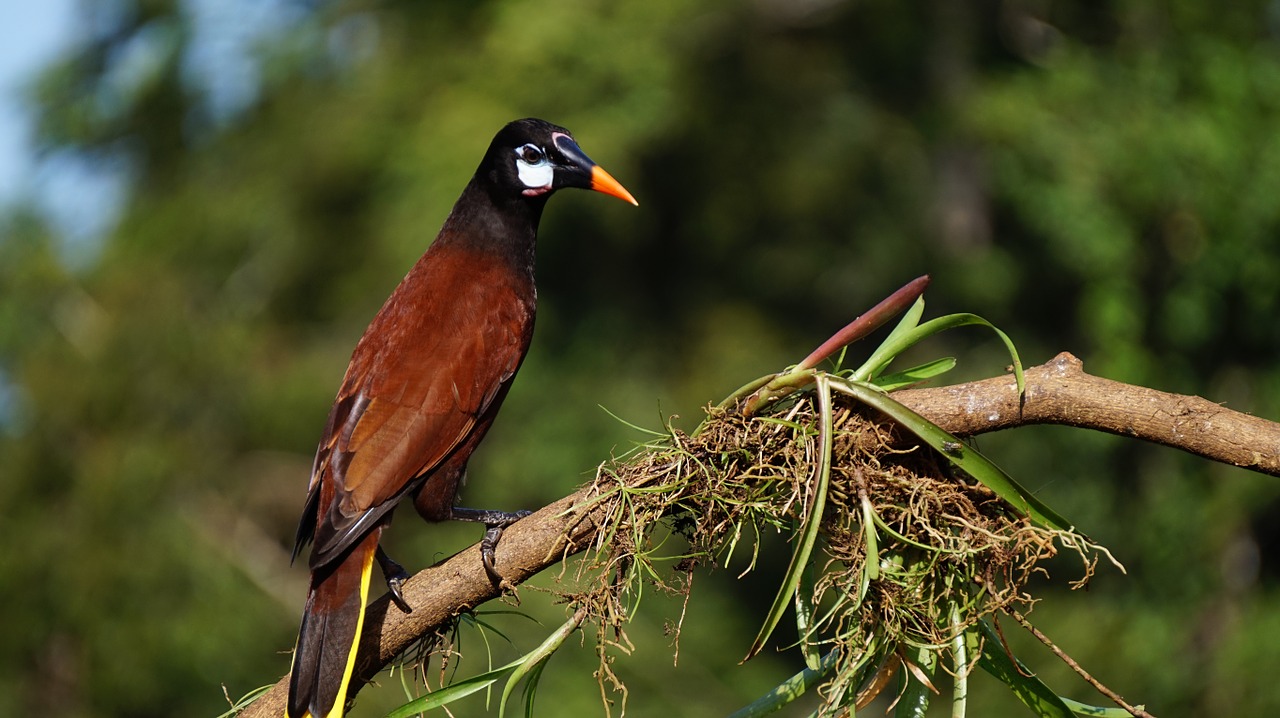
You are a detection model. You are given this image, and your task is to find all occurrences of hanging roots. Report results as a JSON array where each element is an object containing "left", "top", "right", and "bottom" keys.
[{"left": 571, "top": 386, "right": 1116, "bottom": 713}]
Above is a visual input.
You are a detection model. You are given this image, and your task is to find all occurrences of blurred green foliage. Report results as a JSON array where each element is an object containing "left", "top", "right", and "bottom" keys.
[{"left": 3, "top": 0, "right": 1280, "bottom": 715}]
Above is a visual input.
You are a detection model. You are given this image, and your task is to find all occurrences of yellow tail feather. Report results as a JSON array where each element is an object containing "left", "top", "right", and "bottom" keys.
[
  {"left": 327, "top": 546, "right": 374, "bottom": 718},
  {"left": 294, "top": 546, "right": 375, "bottom": 718}
]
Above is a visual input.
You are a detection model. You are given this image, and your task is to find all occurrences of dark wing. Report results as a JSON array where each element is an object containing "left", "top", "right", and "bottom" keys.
[{"left": 295, "top": 247, "right": 534, "bottom": 569}]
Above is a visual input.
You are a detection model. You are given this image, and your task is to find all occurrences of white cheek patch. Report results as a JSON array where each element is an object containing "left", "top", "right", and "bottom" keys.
[{"left": 516, "top": 159, "right": 554, "bottom": 189}]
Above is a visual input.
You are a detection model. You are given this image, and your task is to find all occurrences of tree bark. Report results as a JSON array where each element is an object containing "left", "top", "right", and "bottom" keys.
[
  {"left": 238, "top": 351, "right": 1280, "bottom": 717},
  {"left": 894, "top": 352, "right": 1280, "bottom": 475}
]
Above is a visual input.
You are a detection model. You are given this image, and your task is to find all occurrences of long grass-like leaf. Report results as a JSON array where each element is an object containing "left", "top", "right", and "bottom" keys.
[
  {"left": 878, "top": 295, "right": 926, "bottom": 353},
  {"left": 796, "top": 560, "right": 822, "bottom": 671},
  {"left": 383, "top": 611, "right": 584, "bottom": 718},
  {"left": 895, "top": 645, "right": 937, "bottom": 718},
  {"left": 852, "top": 312, "right": 1024, "bottom": 395},
  {"left": 860, "top": 493, "right": 881, "bottom": 581},
  {"left": 718, "top": 373, "right": 780, "bottom": 411},
  {"left": 1058, "top": 698, "right": 1135, "bottom": 717},
  {"left": 597, "top": 404, "right": 672, "bottom": 437},
  {"left": 521, "top": 660, "right": 548, "bottom": 718},
  {"left": 951, "top": 603, "right": 977, "bottom": 718},
  {"left": 216, "top": 685, "right": 272, "bottom": 718},
  {"left": 973, "top": 620, "right": 1073, "bottom": 718},
  {"left": 746, "top": 374, "right": 835, "bottom": 660},
  {"left": 728, "top": 650, "right": 840, "bottom": 718},
  {"left": 498, "top": 608, "right": 586, "bottom": 718},
  {"left": 828, "top": 378, "right": 1072, "bottom": 532},
  {"left": 873, "top": 357, "right": 958, "bottom": 391},
  {"left": 384, "top": 661, "right": 522, "bottom": 717}
]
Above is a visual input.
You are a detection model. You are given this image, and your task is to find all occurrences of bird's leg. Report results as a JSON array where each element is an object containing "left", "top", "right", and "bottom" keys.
[
  {"left": 450, "top": 507, "right": 533, "bottom": 586},
  {"left": 375, "top": 545, "right": 413, "bottom": 613}
]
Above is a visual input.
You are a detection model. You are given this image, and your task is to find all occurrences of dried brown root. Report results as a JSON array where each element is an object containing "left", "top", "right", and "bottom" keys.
[{"left": 571, "top": 386, "right": 1115, "bottom": 714}]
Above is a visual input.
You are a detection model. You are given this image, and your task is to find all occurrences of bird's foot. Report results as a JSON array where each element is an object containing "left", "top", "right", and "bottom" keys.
[
  {"left": 451, "top": 507, "right": 533, "bottom": 587},
  {"left": 376, "top": 546, "right": 413, "bottom": 614}
]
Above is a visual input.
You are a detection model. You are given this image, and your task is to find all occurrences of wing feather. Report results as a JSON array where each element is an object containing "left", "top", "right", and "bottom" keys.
[{"left": 300, "top": 248, "right": 533, "bottom": 567}]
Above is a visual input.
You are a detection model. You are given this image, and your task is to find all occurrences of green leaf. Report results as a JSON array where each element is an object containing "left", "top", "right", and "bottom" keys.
[
  {"left": 384, "top": 610, "right": 584, "bottom": 718},
  {"left": 521, "top": 660, "right": 547, "bottom": 718},
  {"left": 384, "top": 660, "right": 522, "bottom": 717},
  {"left": 498, "top": 609, "right": 586, "bottom": 718},
  {"left": 598, "top": 403, "right": 670, "bottom": 436},
  {"left": 860, "top": 493, "right": 881, "bottom": 582},
  {"left": 215, "top": 685, "right": 272, "bottom": 718},
  {"left": 828, "top": 378, "right": 1073, "bottom": 532},
  {"left": 727, "top": 649, "right": 840, "bottom": 718},
  {"left": 795, "top": 560, "right": 822, "bottom": 671},
  {"left": 880, "top": 295, "right": 927, "bottom": 350},
  {"left": 895, "top": 644, "right": 938, "bottom": 718},
  {"left": 852, "top": 312, "right": 1024, "bottom": 396},
  {"left": 1059, "top": 698, "right": 1135, "bottom": 717},
  {"left": 746, "top": 374, "right": 835, "bottom": 660},
  {"left": 974, "top": 620, "right": 1073, "bottom": 718},
  {"left": 872, "top": 357, "right": 958, "bottom": 391},
  {"left": 951, "top": 603, "right": 979, "bottom": 718},
  {"left": 717, "top": 372, "right": 779, "bottom": 411}
]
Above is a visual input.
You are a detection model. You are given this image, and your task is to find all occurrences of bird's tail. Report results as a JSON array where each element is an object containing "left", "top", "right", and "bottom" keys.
[{"left": 287, "top": 528, "right": 381, "bottom": 718}]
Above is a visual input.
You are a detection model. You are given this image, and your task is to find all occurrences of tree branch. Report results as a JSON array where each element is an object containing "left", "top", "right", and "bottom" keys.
[
  {"left": 238, "top": 351, "right": 1280, "bottom": 717},
  {"left": 893, "top": 352, "right": 1280, "bottom": 476}
]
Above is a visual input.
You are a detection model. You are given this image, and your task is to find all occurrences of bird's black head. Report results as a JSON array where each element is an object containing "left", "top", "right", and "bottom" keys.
[{"left": 480, "top": 118, "right": 637, "bottom": 206}]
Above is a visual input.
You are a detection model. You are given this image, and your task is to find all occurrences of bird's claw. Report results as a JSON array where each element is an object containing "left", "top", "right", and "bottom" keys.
[
  {"left": 386, "top": 575, "right": 412, "bottom": 614},
  {"left": 376, "top": 547, "right": 413, "bottom": 614},
  {"left": 480, "top": 525, "right": 502, "bottom": 582},
  {"left": 450, "top": 507, "right": 531, "bottom": 587},
  {"left": 477, "top": 510, "right": 532, "bottom": 588}
]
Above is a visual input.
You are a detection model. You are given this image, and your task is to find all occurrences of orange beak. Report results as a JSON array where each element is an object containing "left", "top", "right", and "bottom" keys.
[{"left": 590, "top": 165, "right": 639, "bottom": 206}]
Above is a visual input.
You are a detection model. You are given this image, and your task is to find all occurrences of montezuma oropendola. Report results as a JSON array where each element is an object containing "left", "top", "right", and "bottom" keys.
[{"left": 286, "top": 118, "right": 637, "bottom": 718}]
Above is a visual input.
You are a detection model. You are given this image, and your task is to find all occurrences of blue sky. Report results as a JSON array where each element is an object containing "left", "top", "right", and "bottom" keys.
[
  {"left": 0, "top": 0, "right": 76, "bottom": 203},
  {"left": 0, "top": 0, "right": 299, "bottom": 255},
  {"left": 0, "top": 0, "right": 125, "bottom": 253}
]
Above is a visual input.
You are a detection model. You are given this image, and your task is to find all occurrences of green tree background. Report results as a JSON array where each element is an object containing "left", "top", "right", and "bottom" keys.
[{"left": 3, "top": 0, "right": 1280, "bottom": 715}]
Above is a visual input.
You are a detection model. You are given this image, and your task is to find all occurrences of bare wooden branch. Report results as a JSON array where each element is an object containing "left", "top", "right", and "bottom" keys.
[
  {"left": 239, "top": 351, "right": 1280, "bottom": 716},
  {"left": 240, "top": 486, "right": 609, "bottom": 718},
  {"left": 894, "top": 352, "right": 1280, "bottom": 476}
]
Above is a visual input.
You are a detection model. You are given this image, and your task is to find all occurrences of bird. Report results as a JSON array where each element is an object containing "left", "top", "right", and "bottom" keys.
[{"left": 286, "top": 118, "right": 637, "bottom": 718}]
